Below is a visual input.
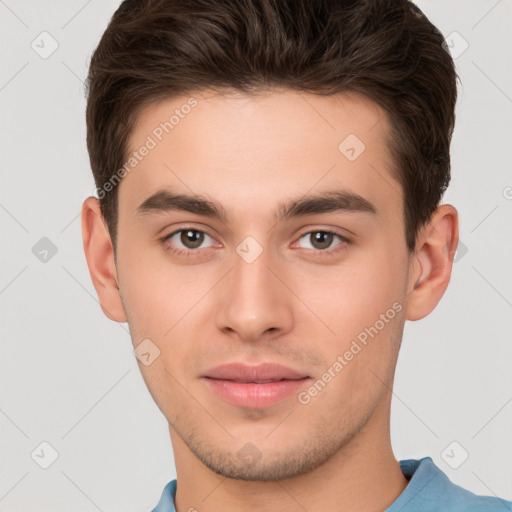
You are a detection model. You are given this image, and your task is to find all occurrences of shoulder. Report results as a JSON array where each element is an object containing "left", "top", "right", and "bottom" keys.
[{"left": 387, "top": 457, "right": 512, "bottom": 512}]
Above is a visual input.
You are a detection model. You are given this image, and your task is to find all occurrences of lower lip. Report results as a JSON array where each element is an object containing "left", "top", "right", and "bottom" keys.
[{"left": 202, "top": 377, "right": 310, "bottom": 408}]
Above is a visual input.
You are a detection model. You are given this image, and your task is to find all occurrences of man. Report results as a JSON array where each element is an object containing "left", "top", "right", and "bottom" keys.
[{"left": 81, "top": 0, "right": 511, "bottom": 510}]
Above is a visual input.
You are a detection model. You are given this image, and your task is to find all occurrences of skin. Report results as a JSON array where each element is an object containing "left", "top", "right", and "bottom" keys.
[{"left": 82, "top": 89, "right": 458, "bottom": 512}]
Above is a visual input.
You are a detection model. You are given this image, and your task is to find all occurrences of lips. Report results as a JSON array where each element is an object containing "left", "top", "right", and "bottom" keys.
[
  {"left": 201, "top": 363, "right": 310, "bottom": 408},
  {"left": 231, "top": 379, "right": 284, "bottom": 383},
  {"left": 203, "top": 362, "right": 308, "bottom": 382}
]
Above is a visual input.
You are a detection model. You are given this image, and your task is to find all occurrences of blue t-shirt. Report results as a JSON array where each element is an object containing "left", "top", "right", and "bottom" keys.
[{"left": 151, "top": 457, "right": 511, "bottom": 512}]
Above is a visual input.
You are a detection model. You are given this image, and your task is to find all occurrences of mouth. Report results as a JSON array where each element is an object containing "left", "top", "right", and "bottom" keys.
[
  {"left": 201, "top": 362, "right": 311, "bottom": 408},
  {"left": 226, "top": 378, "right": 294, "bottom": 383},
  {"left": 202, "top": 362, "right": 309, "bottom": 381}
]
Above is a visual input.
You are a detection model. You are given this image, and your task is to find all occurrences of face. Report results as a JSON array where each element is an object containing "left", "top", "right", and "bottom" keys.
[{"left": 114, "top": 89, "right": 413, "bottom": 480}]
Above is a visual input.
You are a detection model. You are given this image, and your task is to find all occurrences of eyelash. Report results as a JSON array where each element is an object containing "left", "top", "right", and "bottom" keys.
[{"left": 160, "top": 227, "right": 350, "bottom": 258}]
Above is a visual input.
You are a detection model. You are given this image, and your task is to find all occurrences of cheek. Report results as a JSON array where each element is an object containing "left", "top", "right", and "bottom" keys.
[
  {"left": 305, "top": 287, "right": 405, "bottom": 412},
  {"left": 293, "top": 252, "right": 406, "bottom": 338},
  {"left": 116, "top": 241, "right": 204, "bottom": 339},
  {"left": 292, "top": 250, "right": 407, "bottom": 387}
]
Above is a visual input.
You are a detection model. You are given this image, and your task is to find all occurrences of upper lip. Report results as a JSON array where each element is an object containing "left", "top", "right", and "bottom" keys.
[{"left": 202, "top": 363, "right": 309, "bottom": 382}]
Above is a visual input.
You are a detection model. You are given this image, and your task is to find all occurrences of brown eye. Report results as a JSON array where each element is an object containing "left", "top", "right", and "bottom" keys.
[
  {"left": 164, "top": 228, "right": 214, "bottom": 252},
  {"left": 297, "top": 231, "right": 346, "bottom": 252},
  {"left": 310, "top": 232, "right": 334, "bottom": 250},
  {"left": 179, "top": 229, "right": 205, "bottom": 249}
]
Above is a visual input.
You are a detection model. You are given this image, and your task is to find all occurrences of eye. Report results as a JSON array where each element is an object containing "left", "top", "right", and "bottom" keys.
[
  {"left": 163, "top": 228, "right": 216, "bottom": 254},
  {"left": 296, "top": 230, "right": 347, "bottom": 252}
]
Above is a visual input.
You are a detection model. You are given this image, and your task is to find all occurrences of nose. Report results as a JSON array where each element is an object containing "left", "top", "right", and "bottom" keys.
[{"left": 214, "top": 244, "right": 294, "bottom": 343}]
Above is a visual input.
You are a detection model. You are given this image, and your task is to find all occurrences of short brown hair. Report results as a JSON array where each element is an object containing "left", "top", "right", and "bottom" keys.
[{"left": 86, "top": 0, "right": 458, "bottom": 253}]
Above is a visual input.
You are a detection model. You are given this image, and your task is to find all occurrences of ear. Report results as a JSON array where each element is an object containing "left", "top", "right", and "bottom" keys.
[
  {"left": 405, "top": 204, "right": 459, "bottom": 321},
  {"left": 81, "top": 196, "right": 127, "bottom": 322}
]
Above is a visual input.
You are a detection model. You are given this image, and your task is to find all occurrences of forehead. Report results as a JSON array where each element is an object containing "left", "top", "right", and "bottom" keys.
[{"left": 119, "top": 88, "right": 402, "bottom": 221}]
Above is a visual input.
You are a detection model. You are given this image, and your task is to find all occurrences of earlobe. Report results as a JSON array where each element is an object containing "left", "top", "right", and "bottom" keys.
[
  {"left": 406, "top": 204, "right": 459, "bottom": 321},
  {"left": 81, "top": 197, "right": 127, "bottom": 322}
]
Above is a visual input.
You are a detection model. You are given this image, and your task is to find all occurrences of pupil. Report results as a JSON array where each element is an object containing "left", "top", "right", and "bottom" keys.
[
  {"left": 312, "top": 232, "right": 332, "bottom": 250},
  {"left": 181, "top": 230, "right": 204, "bottom": 249}
]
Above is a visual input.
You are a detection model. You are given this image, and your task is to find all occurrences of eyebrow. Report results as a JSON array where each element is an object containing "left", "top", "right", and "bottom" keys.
[{"left": 136, "top": 188, "right": 377, "bottom": 223}]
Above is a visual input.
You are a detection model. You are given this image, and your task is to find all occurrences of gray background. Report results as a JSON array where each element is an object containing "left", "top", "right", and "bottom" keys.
[{"left": 0, "top": 1, "right": 511, "bottom": 510}]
